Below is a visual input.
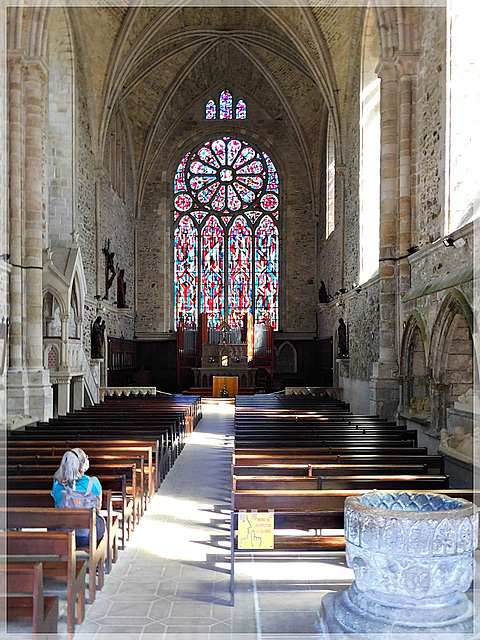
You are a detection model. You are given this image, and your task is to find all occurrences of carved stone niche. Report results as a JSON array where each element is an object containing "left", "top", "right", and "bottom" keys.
[{"left": 320, "top": 491, "right": 478, "bottom": 638}]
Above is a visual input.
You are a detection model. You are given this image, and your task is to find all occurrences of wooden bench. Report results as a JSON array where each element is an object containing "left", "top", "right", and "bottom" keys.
[
  {"left": 4, "top": 561, "right": 59, "bottom": 637},
  {"left": 232, "top": 462, "right": 434, "bottom": 477},
  {"left": 6, "top": 489, "right": 119, "bottom": 574},
  {"left": 8, "top": 459, "right": 144, "bottom": 524},
  {"left": 229, "top": 488, "right": 476, "bottom": 603},
  {"left": 6, "top": 475, "right": 131, "bottom": 552},
  {"left": 7, "top": 449, "right": 155, "bottom": 506},
  {"left": 5, "top": 507, "right": 106, "bottom": 604},
  {"left": 7, "top": 439, "right": 159, "bottom": 492},
  {"left": 4, "top": 530, "right": 86, "bottom": 634},
  {"left": 232, "top": 454, "right": 445, "bottom": 473}
]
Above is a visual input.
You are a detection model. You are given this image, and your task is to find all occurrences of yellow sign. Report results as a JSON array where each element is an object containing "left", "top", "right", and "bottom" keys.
[{"left": 237, "top": 511, "right": 274, "bottom": 549}]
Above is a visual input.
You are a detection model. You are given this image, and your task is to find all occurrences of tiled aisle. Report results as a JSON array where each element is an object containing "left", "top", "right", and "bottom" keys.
[{"left": 73, "top": 402, "right": 354, "bottom": 639}]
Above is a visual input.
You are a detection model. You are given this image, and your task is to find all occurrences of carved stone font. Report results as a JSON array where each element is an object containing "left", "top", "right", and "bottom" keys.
[{"left": 320, "top": 491, "right": 478, "bottom": 638}]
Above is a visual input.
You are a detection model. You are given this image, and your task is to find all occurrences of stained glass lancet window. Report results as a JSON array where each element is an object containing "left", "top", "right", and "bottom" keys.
[
  {"left": 219, "top": 91, "right": 233, "bottom": 119},
  {"left": 205, "top": 100, "right": 216, "bottom": 120},
  {"left": 173, "top": 137, "right": 279, "bottom": 329},
  {"left": 204, "top": 91, "right": 247, "bottom": 120},
  {"left": 236, "top": 100, "right": 247, "bottom": 120}
]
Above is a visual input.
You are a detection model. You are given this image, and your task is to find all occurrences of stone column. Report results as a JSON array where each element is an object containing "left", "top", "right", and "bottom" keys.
[
  {"left": 71, "top": 376, "right": 84, "bottom": 411},
  {"left": 23, "top": 59, "right": 52, "bottom": 421},
  {"left": 7, "top": 54, "right": 30, "bottom": 420},
  {"left": 369, "top": 60, "right": 400, "bottom": 419},
  {"left": 396, "top": 54, "right": 419, "bottom": 346},
  {"left": 59, "top": 312, "right": 69, "bottom": 369},
  {"left": 56, "top": 377, "right": 71, "bottom": 416},
  {"left": 7, "top": 55, "right": 24, "bottom": 371}
]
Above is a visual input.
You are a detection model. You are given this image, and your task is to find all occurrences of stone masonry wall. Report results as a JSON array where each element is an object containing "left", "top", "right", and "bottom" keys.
[{"left": 414, "top": 7, "right": 447, "bottom": 246}]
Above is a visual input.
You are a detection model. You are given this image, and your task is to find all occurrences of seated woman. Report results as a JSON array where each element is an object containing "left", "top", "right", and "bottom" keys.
[{"left": 51, "top": 448, "right": 105, "bottom": 547}]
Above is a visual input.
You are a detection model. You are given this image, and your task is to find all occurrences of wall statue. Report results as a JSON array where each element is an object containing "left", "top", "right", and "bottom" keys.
[
  {"left": 91, "top": 316, "right": 106, "bottom": 359},
  {"left": 117, "top": 268, "right": 127, "bottom": 308},
  {"left": 337, "top": 317, "right": 348, "bottom": 358}
]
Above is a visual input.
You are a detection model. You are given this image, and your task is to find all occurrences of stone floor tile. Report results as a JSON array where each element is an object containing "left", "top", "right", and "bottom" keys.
[
  {"left": 118, "top": 579, "right": 164, "bottom": 594},
  {"left": 259, "top": 610, "right": 322, "bottom": 634},
  {"left": 105, "top": 599, "right": 153, "bottom": 618},
  {"left": 83, "top": 597, "right": 112, "bottom": 620},
  {"left": 148, "top": 598, "right": 174, "bottom": 619}
]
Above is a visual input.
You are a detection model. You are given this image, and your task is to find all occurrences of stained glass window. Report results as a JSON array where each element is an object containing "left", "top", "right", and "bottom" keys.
[
  {"left": 205, "top": 100, "right": 216, "bottom": 120},
  {"left": 174, "top": 217, "right": 197, "bottom": 326},
  {"left": 228, "top": 217, "right": 252, "bottom": 327},
  {"left": 200, "top": 216, "right": 225, "bottom": 328},
  {"left": 236, "top": 100, "right": 247, "bottom": 119},
  {"left": 174, "top": 137, "right": 279, "bottom": 329},
  {"left": 255, "top": 217, "right": 278, "bottom": 328},
  {"left": 219, "top": 91, "right": 232, "bottom": 119},
  {"left": 205, "top": 91, "right": 247, "bottom": 120}
]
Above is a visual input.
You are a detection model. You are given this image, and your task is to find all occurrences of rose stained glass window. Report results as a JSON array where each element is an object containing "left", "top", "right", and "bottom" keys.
[{"left": 174, "top": 137, "right": 279, "bottom": 329}]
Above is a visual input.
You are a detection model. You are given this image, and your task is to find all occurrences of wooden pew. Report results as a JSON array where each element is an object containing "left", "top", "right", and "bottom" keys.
[
  {"left": 232, "top": 472, "right": 448, "bottom": 491},
  {"left": 7, "top": 459, "right": 144, "bottom": 524},
  {"left": 6, "top": 489, "right": 118, "bottom": 574},
  {"left": 232, "top": 454, "right": 445, "bottom": 474},
  {"left": 7, "top": 448, "right": 155, "bottom": 503},
  {"left": 6, "top": 475, "right": 131, "bottom": 551},
  {"left": 7, "top": 461, "right": 142, "bottom": 529},
  {"left": 232, "top": 462, "right": 433, "bottom": 477},
  {"left": 231, "top": 487, "right": 476, "bottom": 551},
  {"left": 9, "top": 432, "right": 167, "bottom": 486},
  {"left": 4, "top": 507, "right": 106, "bottom": 604},
  {"left": 4, "top": 561, "right": 59, "bottom": 637},
  {"left": 6, "top": 440, "right": 159, "bottom": 492},
  {"left": 4, "top": 530, "right": 86, "bottom": 634}
]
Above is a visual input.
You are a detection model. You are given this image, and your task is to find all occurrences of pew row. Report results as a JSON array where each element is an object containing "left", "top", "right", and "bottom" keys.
[
  {"left": 3, "top": 561, "right": 59, "bottom": 638},
  {"left": 4, "top": 507, "right": 106, "bottom": 604},
  {"left": 4, "top": 530, "right": 86, "bottom": 635}
]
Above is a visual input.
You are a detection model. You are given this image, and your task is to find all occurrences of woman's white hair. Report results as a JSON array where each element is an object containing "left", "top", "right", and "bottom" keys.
[{"left": 53, "top": 448, "right": 87, "bottom": 486}]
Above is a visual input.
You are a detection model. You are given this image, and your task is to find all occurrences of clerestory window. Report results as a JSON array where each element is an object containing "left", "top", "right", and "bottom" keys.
[{"left": 205, "top": 90, "right": 247, "bottom": 120}]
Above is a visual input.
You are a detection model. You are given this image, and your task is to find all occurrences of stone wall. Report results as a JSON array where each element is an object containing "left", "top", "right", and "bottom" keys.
[{"left": 414, "top": 7, "right": 446, "bottom": 246}]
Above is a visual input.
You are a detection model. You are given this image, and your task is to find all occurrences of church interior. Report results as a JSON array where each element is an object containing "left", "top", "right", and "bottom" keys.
[{"left": 1, "top": 1, "right": 479, "bottom": 638}]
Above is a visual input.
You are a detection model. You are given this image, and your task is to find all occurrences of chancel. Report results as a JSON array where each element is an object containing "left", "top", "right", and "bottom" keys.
[{"left": 1, "top": 2, "right": 478, "bottom": 638}]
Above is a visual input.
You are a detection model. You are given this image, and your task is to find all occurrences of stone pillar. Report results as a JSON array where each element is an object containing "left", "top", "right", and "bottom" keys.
[
  {"left": 370, "top": 61, "right": 400, "bottom": 419},
  {"left": 59, "top": 313, "right": 69, "bottom": 369},
  {"left": 8, "top": 55, "right": 24, "bottom": 371},
  {"left": 396, "top": 54, "right": 418, "bottom": 346},
  {"left": 23, "top": 59, "right": 52, "bottom": 421},
  {"left": 56, "top": 377, "right": 71, "bottom": 416},
  {"left": 71, "top": 376, "right": 84, "bottom": 411},
  {"left": 7, "top": 55, "right": 30, "bottom": 420},
  {"left": 24, "top": 59, "right": 45, "bottom": 369}
]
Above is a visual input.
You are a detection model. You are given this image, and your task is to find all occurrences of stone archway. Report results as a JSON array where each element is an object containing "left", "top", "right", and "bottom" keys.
[{"left": 429, "top": 292, "right": 474, "bottom": 433}]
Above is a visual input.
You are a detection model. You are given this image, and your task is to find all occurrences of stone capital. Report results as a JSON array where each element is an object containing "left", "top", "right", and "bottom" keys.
[
  {"left": 395, "top": 51, "right": 420, "bottom": 77},
  {"left": 375, "top": 58, "right": 397, "bottom": 82},
  {"left": 24, "top": 57, "right": 48, "bottom": 82},
  {"left": 336, "top": 163, "right": 346, "bottom": 179}
]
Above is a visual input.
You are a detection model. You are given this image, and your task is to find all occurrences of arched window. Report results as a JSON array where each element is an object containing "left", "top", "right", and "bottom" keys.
[
  {"left": 325, "top": 115, "right": 335, "bottom": 238},
  {"left": 446, "top": 0, "right": 480, "bottom": 232},
  {"left": 174, "top": 137, "right": 279, "bottom": 329},
  {"left": 205, "top": 99, "right": 216, "bottom": 120},
  {"left": 359, "top": 8, "right": 380, "bottom": 283},
  {"left": 205, "top": 91, "right": 247, "bottom": 120}
]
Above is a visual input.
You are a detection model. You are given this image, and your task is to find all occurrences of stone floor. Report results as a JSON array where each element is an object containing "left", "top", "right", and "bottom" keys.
[
  {"left": 6, "top": 401, "right": 479, "bottom": 640},
  {"left": 70, "top": 401, "right": 354, "bottom": 639}
]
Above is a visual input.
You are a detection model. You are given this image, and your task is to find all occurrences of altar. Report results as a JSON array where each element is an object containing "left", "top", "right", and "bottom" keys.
[
  {"left": 212, "top": 376, "right": 239, "bottom": 398},
  {"left": 176, "top": 313, "right": 273, "bottom": 393},
  {"left": 193, "top": 341, "right": 257, "bottom": 390}
]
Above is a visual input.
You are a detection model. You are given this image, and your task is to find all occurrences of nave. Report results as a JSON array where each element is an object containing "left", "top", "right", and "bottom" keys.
[{"left": 68, "top": 402, "right": 352, "bottom": 639}]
